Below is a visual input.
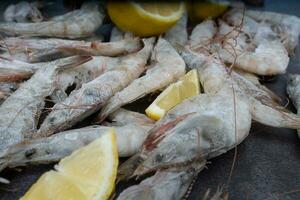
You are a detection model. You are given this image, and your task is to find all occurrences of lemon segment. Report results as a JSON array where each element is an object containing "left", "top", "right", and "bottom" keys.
[
  {"left": 20, "top": 129, "right": 118, "bottom": 200},
  {"left": 108, "top": 2, "right": 185, "bottom": 36},
  {"left": 146, "top": 69, "right": 200, "bottom": 120},
  {"left": 187, "top": 1, "right": 229, "bottom": 21}
]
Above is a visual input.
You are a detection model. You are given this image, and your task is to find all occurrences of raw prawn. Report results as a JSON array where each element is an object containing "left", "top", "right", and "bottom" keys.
[
  {"left": 96, "top": 37, "right": 185, "bottom": 122},
  {"left": 0, "top": 2, "right": 104, "bottom": 39},
  {"left": 0, "top": 109, "right": 154, "bottom": 173},
  {"left": 244, "top": 10, "right": 300, "bottom": 53},
  {"left": 56, "top": 37, "right": 142, "bottom": 57},
  {"left": 37, "top": 38, "right": 154, "bottom": 137},
  {"left": 213, "top": 20, "right": 289, "bottom": 75},
  {"left": 0, "top": 56, "right": 91, "bottom": 153},
  {"left": 117, "top": 162, "right": 205, "bottom": 200}
]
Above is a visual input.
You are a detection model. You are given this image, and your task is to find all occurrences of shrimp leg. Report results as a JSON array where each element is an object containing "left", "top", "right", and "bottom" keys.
[
  {"left": 96, "top": 38, "right": 185, "bottom": 122},
  {"left": 117, "top": 162, "right": 205, "bottom": 200}
]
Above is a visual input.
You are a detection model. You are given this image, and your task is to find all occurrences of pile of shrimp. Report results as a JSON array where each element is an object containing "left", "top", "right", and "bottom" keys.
[{"left": 0, "top": 2, "right": 300, "bottom": 199}]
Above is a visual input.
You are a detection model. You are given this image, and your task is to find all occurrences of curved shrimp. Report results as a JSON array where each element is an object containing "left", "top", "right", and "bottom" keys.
[
  {"left": 244, "top": 10, "right": 300, "bottom": 53},
  {"left": 56, "top": 37, "right": 142, "bottom": 57},
  {"left": 0, "top": 109, "right": 154, "bottom": 175},
  {"left": 37, "top": 38, "right": 155, "bottom": 137},
  {"left": 96, "top": 37, "right": 185, "bottom": 122},
  {"left": 0, "top": 2, "right": 104, "bottom": 39},
  {"left": 0, "top": 56, "right": 91, "bottom": 153},
  {"left": 117, "top": 162, "right": 205, "bottom": 200},
  {"left": 214, "top": 20, "right": 289, "bottom": 75}
]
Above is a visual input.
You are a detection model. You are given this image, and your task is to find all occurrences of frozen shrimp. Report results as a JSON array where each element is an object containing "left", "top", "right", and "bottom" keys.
[
  {"left": 4, "top": 1, "right": 43, "bottom": 23},
  {"left": 97, "top": 37, "right": 185, "bottom": 122},
  {"left": 0, "top": 2, "right": 104, "bottom": 39},
  {"left": 165, "top": 12, "right": 188, "bottom": 48},
  {"left": 244, "top": 10, "right": 300, "bottom": 53},
  {"left": 50, "top": 56, "right": 119, "bottom": 103},
  {"left": 56, "top": 37, "right": 142, "bottom": 57},
  {"left": 117, "top": 162, "right": 205, "bottom": 200},
  {"left": 214, "top": 20, "right": 289, "bottom": 75},
  {"left": 37, "top": 38, "right": 154, "bottom": 137},
  {"left": 0, "top": 56, "right": 90, "bottom": 153},
  {"left": 0, "top": 109, "right": 154, "bottom": 174}
]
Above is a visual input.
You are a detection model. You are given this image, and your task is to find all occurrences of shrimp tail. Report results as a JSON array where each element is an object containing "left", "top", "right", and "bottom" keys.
[{"left": 251, "top": 100, "right": 300, "bottom": 132}]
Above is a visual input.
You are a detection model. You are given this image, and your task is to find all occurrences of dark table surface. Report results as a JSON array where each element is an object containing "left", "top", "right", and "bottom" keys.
[{"left": 1, "top": 0, "right": 300, "bottom": 200}]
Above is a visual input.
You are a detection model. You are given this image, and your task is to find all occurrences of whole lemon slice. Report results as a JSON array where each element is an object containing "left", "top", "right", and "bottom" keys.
[
  {"left": 107, "top": 2, "right": 185, "bottom": 36},
  {"left": 20, "top": 129, "right": 118, "bottom": 200},
  {"left": 146, "top": 69, "right": 200, "bottom": 120}
]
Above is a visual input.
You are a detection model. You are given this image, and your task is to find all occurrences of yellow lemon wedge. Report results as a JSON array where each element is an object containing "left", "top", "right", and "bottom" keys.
[
  {"left": 107, "top": 2, "right": 185, "bottom": 36},
  {"left": 146, "top": 69, "right": 200, "bottom": 120},
  {"left": 187, "top": 0, "right": 229, "bottom": 21},
  {"left": 20, "top": 129, "right": 118, "bottom": 200}
]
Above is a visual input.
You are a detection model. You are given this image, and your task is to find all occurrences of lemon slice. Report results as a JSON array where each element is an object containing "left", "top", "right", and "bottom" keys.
[
  {"left": 107, "top": 2, "right": 185, "bottom": 36},
  {"left": 187, "top": 1, "right": 229, "bottom": 21},
  {"left": 20, "top": 129, "right": 118, "bottom": 200},
  {"left": 146, "top": 69, "right": 200, "bottom": 120}
]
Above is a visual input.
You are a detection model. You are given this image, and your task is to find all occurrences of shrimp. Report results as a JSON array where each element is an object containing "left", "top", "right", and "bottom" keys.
[
  {"left": 0, "top": 82, "right": 18, "bottom": 104},
  {"left": 117, "top": 162, "right": 205, "bottom": 200},
  {"left": 244, "top": 10, "right": 300, "bottom": 53},
  {"left": 213, "top": 20, "right": 289, "bottom": 75},
  {"left": 0, "top": 56, "right": 91, "bottom": 153},
  {"left": 4, "top": 1, "right": 43, "bottom": 23},
  {"left": 56, "top": 37, "right": 142, "bottom": 57},
  {"left": 0, "top": 109, "right": 154, "bottom": 175},
  {"left": 286, "top": 73, "right": 300, "bottom": 137},
  {"left": 165, "top": 12, "right": 188, "bottom": 48},
  {"left": 0, "top": 2, "right": 104, "bottom": 39},
  {"left": 96, "top": 37, "right": 185, "bottom": 122},
  {"left": 37, "top": 38, "right": 154, "bottom": 137}
]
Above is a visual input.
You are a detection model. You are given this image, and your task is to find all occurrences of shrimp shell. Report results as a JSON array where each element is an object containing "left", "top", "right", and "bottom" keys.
[
  {"left": 0, "top": 2, "right": 104, "bottom": 39},
  {"left": 0, "top": 109, "right": 154, "bottom": 174},
  {"left": 117, "top": 162, "right": 205, "bottom": 200}
]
